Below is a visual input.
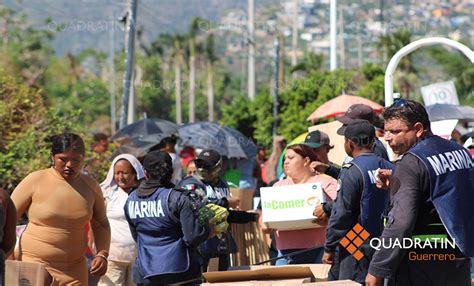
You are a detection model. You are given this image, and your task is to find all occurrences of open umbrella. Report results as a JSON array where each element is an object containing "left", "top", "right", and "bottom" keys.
[
  {"left": 111, "top": 118, "right": 179, "bottom": 158},
  {"left": 425, "top": 103, "right": 474, "bottom": 122},
  {"left": 111, "top": 118, "right": 178, "bottom": 141},
  {"left": 112, "top": 134, "right": 170, "bottom": 159},
  {"left": 178, "top": 122, "right": 256, "bottom": 159},
  {"left": 307, "top": 94, "right": 384, "bottom": 123}
]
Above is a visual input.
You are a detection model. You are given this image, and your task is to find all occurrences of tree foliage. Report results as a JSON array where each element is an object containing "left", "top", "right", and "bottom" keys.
[
  {"left": 1, "top": 3, "right": 473, "bottom": 192},
  {"left": 0, "top": 76, "right": 89, "bottom": 192}
]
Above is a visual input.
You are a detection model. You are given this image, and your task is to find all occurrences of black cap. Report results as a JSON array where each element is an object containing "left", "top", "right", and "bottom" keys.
[
  {"left": 337, "top": 104, "right": 375, "bottom": 125},
  {"left": 342, "top": 119, "right": 375, "bottom": 146},
  {"left": 143, "top": 150, "right": 172, "bottom": 172},
  {"left": 302, "top": 130, "right": 331, "bottom": 148},
  {"left": 195, "top": 149, "right": 221, "bottom": 169}
]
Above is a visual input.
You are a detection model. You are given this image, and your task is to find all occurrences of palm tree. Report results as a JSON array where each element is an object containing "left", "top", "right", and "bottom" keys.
[
  {"left": 188, "top": 17, "right": 203, "bottom": 123},
  {"left": 173, "top": 35, "right": 186, "bottom": 125},
  {"left": 205, "top": 34, "right": 217, "bottom": 122},
  {"left": 377, "top": 30, "right": 416, "bottom": 97},
  {"left": 290, "top": 53, "right": 324, "bottom": 75},
  {"left": 150, "top": 33, "right": 187, "bottom": 124}
]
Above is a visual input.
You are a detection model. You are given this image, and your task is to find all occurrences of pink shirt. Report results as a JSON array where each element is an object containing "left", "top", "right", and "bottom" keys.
[{"left": 274, "top": 175, "right": 337, "bottom": 250}]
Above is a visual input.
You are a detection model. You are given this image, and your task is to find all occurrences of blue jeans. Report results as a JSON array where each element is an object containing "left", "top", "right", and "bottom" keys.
[
  {"left": 471, "top": 258, "right": 474, "bottom": 278},
  {"left": 86, "top": 253, "right": 100, "bottom": 286},
  {"left": 275, "top": 247, "right": 324, "bottom": 265}
]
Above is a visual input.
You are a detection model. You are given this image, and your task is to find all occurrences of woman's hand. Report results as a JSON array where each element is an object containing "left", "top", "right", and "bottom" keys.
[
  {"left": 312, "top": 204, "right": 328, "bottom": 226},
  {"left": 260, "top": 224, "right": 275, "bottom": 234},
  {"left": 322, "top": 251, "right": 334, "bottom": 265},
  {"left": 90, "top": 252, "right": 108, "bottom": 277}
]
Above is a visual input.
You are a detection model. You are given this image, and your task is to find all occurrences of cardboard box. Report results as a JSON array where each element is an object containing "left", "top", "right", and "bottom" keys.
[
  {"left": 203, "top": 264, "right": 331, "bottom": 284},
  {"left": 203, "top": 279, "right": 360, "bottom": 286},
  {"left": 6, "top": 260, "right": 48, "bottom": 286},
  {"left": 307, "top": 281, "right": 361, "bottom": 285},
  {"left": 230, "top": 188, "right": 255, "bottom": 211},
  {"left": 260, "top": 183, "right": 325, "bottom": 231},
  {"left": 203, "top": 278, "right": 311, "bottom": 285}
]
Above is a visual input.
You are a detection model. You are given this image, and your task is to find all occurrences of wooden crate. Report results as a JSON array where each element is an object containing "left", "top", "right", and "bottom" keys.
[{"left": 230, "top": 221, "right": 270, "bottom": 267}]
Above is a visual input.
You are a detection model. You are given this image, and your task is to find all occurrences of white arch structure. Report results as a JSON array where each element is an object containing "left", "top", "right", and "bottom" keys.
[{"left": 384, "top": 37, "right": 474, "bottom": 107}]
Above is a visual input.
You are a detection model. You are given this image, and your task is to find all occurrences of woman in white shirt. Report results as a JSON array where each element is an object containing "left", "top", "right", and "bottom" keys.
[{"left": 99, "top": 154, "right": 145, "bottom": 286}]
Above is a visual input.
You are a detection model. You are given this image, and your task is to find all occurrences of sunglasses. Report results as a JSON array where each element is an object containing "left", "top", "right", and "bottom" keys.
[
  {"left": 392, "top": 98, "right": 410, "bottom": 108},
  {"left": 391, "top": 98, "right": 419, "bottom": 115}
]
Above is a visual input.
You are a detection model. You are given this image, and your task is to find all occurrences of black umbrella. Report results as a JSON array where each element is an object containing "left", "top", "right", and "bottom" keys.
[
  {"left": 178, "top": 122, "right": 256, "bottom": 159},
  {"left": 113, "top": 134, "right": 169, "bottom": 159},
  {"left": 111, "top": 118, "right": 178, "bottom": 141},
  {"left": 111, "top": 118, "right": 179, "bottom": 158},
  {"left": 426, "top": 104, "right": 474, "bottom": 122}
]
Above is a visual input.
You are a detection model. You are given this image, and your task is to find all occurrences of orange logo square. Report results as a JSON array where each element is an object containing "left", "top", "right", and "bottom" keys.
[{"left": 339, "top": 224, "right": 370, "bottom": 261}]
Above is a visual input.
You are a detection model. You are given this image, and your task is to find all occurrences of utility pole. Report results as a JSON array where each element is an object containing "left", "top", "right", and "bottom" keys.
[
  {"left": 278, "top": 33, "right": 285, "bottom": 90},
  {"left": 119, "top": 0, "right": 137, "bottom": 129},
  {"left": 127, "top": 66, "right": 136, "bottom": 124},
  {"left": 272, "top": 38, "right": 280, "bottom": 136},
  {"left": 380, "top": 0, "right": 384, "bottom": 33},
  {"left": 248, "top": 0, "right": 255, "bottom": 100},
  {"left": 330, "top": 0, "right": 337, "bottom": 70},
  {"left": 338, "top": 4, "right": 345, "bottom": 68},
  {"left": 109, "top": 12, "right": 116, "bottom": 134},
  {"left": 291, "top": 0, "right": 298, "bottom": 79},
  {"left": 174, "top": 58, "right": 182, "bottom": 125},
  {"left": 207, "top": 61, "right": 214, "bottom": 122},
  {"left": 189, "top": 41, "right": 196, "bottom": 123},
  {"left": 357, "top": 33, "right": 363, "bottom": 67}
]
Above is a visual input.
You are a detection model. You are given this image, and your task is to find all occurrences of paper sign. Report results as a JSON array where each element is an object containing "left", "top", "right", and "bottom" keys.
[
  {"left": 260, "top": 183, "right": 324, "bottom": 231},
  {"left": 421, "top": 81, "right": 459, "bottom": 106},
  {"left": 430, "top": 119, "right": 458, "bottom": 140}
]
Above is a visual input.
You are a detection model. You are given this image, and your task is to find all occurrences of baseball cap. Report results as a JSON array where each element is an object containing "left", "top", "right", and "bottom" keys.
[
  {"left": 195, "top": 149, "right": 221, "bottom": 169},
  {"left": 342, "top": 119, "right": 375, "bottom": 146},
  {"left": 302, "top": 130, "right": 331, "bottom": 148},
  {"left": 143, "top": 150, "right": 172, "bottom": 172},
  {"left": 337, "top": 104, "right": 375, "bottom": 125}
]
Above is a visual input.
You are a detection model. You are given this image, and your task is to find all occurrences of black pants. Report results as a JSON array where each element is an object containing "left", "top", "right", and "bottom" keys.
[
  {"left": 134, "top": 253, "right": 203, "bottom": 286},
  {"left": 328, "top": 245, "right": 373, "bottom": 284},
  {"left": 201, "top": 253, "right": 230, "bottom": 272}
]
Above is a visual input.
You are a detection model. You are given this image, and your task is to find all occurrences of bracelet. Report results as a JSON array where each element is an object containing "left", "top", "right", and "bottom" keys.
[{"left": 94, "top": 254, "right": 108, "bottom": 263}]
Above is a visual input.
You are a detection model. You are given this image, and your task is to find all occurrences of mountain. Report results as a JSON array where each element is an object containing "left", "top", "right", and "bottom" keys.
[{"left": 4, "top": 0, "right": 277, "bottom": 55}]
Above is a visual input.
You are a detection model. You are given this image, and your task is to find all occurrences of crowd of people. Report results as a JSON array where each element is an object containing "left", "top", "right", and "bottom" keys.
[{"left": 0, "top": 99, "right": 473, "bottom": 285}]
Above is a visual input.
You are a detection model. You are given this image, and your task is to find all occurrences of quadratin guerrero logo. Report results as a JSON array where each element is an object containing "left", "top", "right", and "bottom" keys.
[
  {"left": 339, "top": 223, "right": 370, "bottom": 261},
  {"left": 369, "top": 235, "right": 457, "bottom": 261}
]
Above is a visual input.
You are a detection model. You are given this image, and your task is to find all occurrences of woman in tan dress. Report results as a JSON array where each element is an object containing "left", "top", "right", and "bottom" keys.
[{"left": 11, "top": 133, "right": 111, "bottom": 285}]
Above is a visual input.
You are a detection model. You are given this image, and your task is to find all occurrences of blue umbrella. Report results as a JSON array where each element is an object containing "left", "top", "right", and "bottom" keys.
[
  {"left": 178, "top": 122, "right": 256, "bottom": 159},
  {"left": 426, "top": 104, "right": 474, "bottom": 122}
]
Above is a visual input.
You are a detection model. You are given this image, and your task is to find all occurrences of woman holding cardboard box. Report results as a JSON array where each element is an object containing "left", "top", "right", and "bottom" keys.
[{"left": 261, "top": 143, "right": 337, "bottom": 265}]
